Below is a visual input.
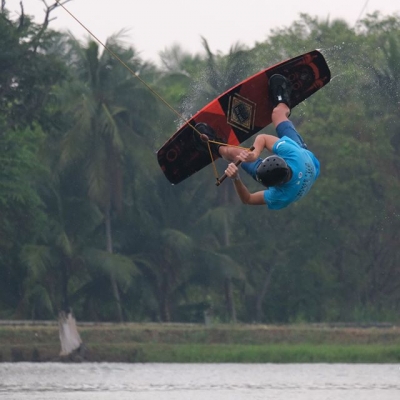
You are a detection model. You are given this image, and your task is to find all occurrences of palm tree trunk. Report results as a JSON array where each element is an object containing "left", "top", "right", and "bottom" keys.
[
  {"left": 255, "top": 266, "right": 273, "bottom": 322},
  {"left": 222, "top": 186, "right": 237, "bottom": 323},
  {"left": 104, "top": 206, "right": 123, "bottom": 322},
  {"left": 61, "top": 259, "right": 70, "bottom": 311},
  {"left": 159, "top": 262, "right": 171, "bottom": 322},
  {"left": 224, "top": 277, "right": 237, "bottom": 323}
]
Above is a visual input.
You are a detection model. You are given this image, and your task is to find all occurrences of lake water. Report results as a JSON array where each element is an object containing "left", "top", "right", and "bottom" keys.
[{"left": 0, "top": 363, "right": 398, "bottom": 400}]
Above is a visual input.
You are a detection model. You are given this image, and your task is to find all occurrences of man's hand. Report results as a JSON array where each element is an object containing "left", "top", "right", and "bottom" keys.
[
  {"left": 236, "top": 148, "right": 258, "bottom": 163},
  {"left": 225, "top": 162, "right": 240, "bottom": 180},
  {"left": 225, "top": 162, "right": 267, "bottom": 205}
]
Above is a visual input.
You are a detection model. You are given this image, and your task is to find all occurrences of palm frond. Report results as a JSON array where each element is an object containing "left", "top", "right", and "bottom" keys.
[
  {"left": 20, "top": 245, "right": 55, "bottom": 280},
  {"left": 83, "top": 248, "right": 140, "bottom": 290}
]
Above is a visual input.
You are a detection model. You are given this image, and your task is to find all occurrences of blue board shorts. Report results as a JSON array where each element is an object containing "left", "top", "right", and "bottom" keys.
[
  {"left": 241, "top": 121, "right": 307, "bottom": 179},
  {"left": 276, "top": 120, "right": 307, "bottom": 149}
]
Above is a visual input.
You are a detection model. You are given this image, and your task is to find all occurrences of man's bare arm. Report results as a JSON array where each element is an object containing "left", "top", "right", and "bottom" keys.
[
  {"left": 224, "top": 163, "right": 266, "bottom": 205},
  {"left": 232, "top": 179, "right": 266, "bottom": 205},
  {"left": 252, "top": 134, "right": 279, "bottom": 155}
]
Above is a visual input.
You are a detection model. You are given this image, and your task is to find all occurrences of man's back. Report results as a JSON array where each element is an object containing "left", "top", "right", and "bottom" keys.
[{"left": 263, "top": 136, "right": 320, "bottom": 209}]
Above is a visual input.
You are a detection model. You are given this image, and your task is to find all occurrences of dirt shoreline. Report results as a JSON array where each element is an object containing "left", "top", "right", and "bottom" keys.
[{"left": 1, "top": 322, "right": 399, "bottom": 363}]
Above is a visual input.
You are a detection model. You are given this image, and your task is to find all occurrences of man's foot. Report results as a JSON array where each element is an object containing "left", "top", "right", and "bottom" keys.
[
  {"left": 193, "top": 123, "right": 222, "bottom": 157},
  {"left": 269, "top": 74, "right": 292, "bottom": 109}
]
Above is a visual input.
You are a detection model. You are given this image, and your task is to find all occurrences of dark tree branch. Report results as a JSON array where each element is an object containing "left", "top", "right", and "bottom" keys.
[
  {"left": 17, "top": 1, "right": 24, "bottom": 30},
  {"left": 41, "top": 0, "right": 72, "bottom": 30},
  {"left": 30, "top": 0, "right": 72, "bottom": 53}
]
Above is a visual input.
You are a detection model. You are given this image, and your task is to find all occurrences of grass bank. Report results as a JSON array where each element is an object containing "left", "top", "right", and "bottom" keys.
[{"left": 1, "top": 322, "right": 399, "bottom": 363}]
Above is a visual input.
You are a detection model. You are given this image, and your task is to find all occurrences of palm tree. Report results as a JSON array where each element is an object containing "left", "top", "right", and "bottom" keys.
[
  {"left": 180, "top": 38, "right": 254, "bottom": 116},
  {"left": 57, "top": 32, "right": 160, "bottom": 321},
  {"left": 121, "top": 172, "right": 198, "bottom": 322},
  {"left": 19, "top": 194, "right": 100, "bottom": 319},
  {"left": 121, "top": 42, "right": 256, "bottom": 322},
  {"left": 19, "top": 160, "right": 140, "bottom": 321},
  {"left": 185, "top": 39, "right": 255, "bottom": 322}
]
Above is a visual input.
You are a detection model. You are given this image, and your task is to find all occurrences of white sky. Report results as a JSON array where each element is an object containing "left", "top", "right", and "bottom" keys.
[{"left": 5, "top": 0, "right": 400, "bottom": 64}]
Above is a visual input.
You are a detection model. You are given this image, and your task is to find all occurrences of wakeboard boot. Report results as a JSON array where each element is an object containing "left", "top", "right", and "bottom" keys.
[
  {"left": 269, "top": 74, "right": 292, "bottom": 109},
  {"left": 193, "top": 122, "right": 223, "bottom": 157}
]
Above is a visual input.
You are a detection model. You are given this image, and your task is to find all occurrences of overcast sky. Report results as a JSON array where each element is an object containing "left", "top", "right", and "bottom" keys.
[{"left": 6, "top": 0, "right": 400, "bottom": 63}]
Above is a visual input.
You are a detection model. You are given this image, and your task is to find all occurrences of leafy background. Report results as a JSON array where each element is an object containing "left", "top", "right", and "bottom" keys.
[{"left": 1, "top": 4, "right": 399, "bottom": 324}]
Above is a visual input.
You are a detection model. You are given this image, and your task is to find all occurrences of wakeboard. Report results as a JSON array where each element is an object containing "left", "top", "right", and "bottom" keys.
[{"left": 157, "top": 49, "right": 331, "bottom": 185}]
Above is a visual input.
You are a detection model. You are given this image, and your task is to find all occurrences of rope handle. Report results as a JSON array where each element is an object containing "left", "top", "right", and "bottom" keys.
[{"left": 216, "top": 146, "right": 255, "bottom": 186}]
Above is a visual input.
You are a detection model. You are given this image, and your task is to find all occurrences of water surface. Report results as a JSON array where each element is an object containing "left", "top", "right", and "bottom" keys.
[{"left": 0, "top": 363, "right": 398, "bottom": 399}]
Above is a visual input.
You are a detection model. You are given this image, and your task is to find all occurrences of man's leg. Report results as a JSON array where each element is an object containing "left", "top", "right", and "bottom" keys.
[
  {"left": 219, "top": 103, "right": 291, "bottom": 179},
  {"left": 218, "top": 102, "right": 290, "bottom": 161},
  {"left": 194, "top": 123, "right": 257, "bottom": 164},
  {"left": 273, "top": 107, "right": 308, "bottom": 149},
  {"left": 271, "top": 103, "right": 291, "bottom": 127},
  {"left": 276, "top": 122, "right": 307, "bottom": 149},
  {"left": 218, "top": 145, "right": 242, "bottom": 162},
  {"left": 269, "top": 75, "right": 308, "bottom": 149},
  {"left": 218, "top": 143, "right": 262, "bottom": 181}
]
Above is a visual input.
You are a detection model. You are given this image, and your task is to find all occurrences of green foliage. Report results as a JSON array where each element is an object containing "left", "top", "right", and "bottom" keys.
[
  {"left": 136, "top": 343, "right": 400, "bottom": 363},
  {"left": 0, "top": 5, "right": 400, "bottom": 324},
  {"left": 0, "top": 122, "right": 47, "bottom": 317}
]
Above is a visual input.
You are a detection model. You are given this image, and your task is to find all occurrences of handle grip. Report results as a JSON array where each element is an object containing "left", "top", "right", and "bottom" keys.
[{"left": 216, "top": 146, "right": 255, "bottom": 186}]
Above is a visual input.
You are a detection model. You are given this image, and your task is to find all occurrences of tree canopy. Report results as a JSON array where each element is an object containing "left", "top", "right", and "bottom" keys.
[{"left": 1, "top": 4, "right": 399, "bottom": 323}]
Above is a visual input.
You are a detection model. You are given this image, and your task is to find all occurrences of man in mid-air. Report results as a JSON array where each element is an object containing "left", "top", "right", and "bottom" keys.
[{"left": 196, "top": 74, "right": 320, "bottom": 210}]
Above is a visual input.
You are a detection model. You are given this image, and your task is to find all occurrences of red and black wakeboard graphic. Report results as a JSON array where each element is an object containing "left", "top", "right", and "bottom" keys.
[{"left": 157, "top": 50, "right": 331, "bottom": 185}]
